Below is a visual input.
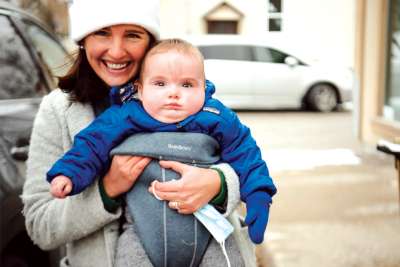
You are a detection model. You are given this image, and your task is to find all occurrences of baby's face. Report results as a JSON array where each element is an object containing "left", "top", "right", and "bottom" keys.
[{"left": 138, "top": 50, "right": 205, "bottom": 123}]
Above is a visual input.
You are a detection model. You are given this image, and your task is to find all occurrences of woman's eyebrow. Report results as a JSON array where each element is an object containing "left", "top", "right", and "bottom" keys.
[{"left": 126, "top": 29, "right": 147, "bottom": 34}]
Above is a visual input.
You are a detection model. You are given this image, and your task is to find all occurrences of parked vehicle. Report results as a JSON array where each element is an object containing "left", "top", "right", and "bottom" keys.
[
  {"left": 187, "top": 35, "right": 354, "bottom": 112},
  {"left": 0, "top": 1, "right": 69, "bottom": 266}
]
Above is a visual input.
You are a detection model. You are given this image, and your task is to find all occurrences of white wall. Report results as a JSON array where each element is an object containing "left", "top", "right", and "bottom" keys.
[
  {"left": 160, "top": 0, "right": 355, "bottom": 68},
  {"left": 160, "top": 0, "right": 268, "bottom": 35},
  {"left": 281, "top": 0, "right": 356, "bottom": 68}
]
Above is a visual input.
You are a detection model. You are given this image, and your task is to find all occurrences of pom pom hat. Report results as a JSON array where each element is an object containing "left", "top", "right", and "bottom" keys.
[{"left": 69, "top": 0, "right": 160, "bottom": 43}]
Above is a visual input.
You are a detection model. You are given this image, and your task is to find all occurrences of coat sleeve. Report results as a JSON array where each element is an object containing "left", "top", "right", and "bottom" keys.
[
  {"left": 46, "top": 104, "right": 139, "bottom": 195},
  {"left": 210, "top": 162, "right": 241, "bottom": 216},
  {"left": 197, "top": 100, "right": 277, "bottom": 202},
  {"left": 21, "top": 92, "right": 121, "bottom": 250}
]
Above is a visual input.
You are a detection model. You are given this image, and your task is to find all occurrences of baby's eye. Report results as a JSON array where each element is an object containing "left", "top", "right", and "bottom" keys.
[
  {"left": 182, "top": 82, "right": 193, "bottom": 88},
  {"left": 155, "top": 81, "right": 165, "bottom": 86}
]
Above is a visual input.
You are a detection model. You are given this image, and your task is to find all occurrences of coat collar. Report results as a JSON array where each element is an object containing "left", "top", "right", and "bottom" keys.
[{"left": 65, "top": 100, "right": 95, "bottom": 140}]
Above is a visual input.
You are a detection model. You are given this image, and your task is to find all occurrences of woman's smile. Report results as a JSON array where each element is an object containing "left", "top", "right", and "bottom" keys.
[
  {"left": 102, "top": 60, "right": 132, "bottom": 73},
  {"left": 103, "top": 61, "right": 130, "bottom": 71}
]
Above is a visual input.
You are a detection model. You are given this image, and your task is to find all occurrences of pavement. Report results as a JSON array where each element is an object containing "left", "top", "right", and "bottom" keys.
[{"left": 236, "top": 110, "right": 400, "bottom": 267}]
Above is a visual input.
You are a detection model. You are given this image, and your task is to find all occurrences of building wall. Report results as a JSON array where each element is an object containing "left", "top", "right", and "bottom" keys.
[
  {"left": 160, "top": 0, "right": 268, "bottom": 36},
  {"left": 282, "top": 0, "right": 355, "bottom": 68},
  {"left": 160, "top": 0, "right": 356, "bottom": 68}
]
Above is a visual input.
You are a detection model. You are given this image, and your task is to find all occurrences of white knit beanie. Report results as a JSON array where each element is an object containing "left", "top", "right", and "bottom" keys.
[{"left": 69, "top": 0, "right": 160, "bottom": 43}]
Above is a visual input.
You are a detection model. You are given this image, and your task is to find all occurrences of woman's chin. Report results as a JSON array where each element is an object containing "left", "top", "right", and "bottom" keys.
[
  {"left": 100, "top": 66, "right": 135, "bottom": 86},
  {"left": 102, "top": 75, "right": 132, "bottom": 87}
]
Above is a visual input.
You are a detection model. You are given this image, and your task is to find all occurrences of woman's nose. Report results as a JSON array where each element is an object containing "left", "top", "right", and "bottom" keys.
[{"left": 107, "top": 38, "right": 127, "bottom": 59}]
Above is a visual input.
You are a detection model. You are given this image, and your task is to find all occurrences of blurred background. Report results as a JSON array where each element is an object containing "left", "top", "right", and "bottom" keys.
[{"left": 0, "top": 0, "right": 399, "bottom": 267}]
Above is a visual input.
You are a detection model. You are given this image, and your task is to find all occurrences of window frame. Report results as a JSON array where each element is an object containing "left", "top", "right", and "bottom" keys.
[
  {"left": 383, "top": 0, "right": 400, "bottom": 122},
  {"left": 268, "top": 0, "right": 283, "bottom": 32}
]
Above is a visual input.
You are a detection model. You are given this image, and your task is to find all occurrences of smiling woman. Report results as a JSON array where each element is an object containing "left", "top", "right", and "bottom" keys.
[
  {"left": 21, "top": 0, "right": 256, "bottom": 266},
  {"left": 83, "top": 25, "right": 151, "bottom": 86}
]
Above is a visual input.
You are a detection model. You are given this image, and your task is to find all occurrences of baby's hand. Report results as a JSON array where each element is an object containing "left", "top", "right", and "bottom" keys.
[
  {"left": 50, "top": 175, "right": 73, "bottom": 198},
  {"left": 245, "top": 191, "right": 271, "bottom": 244}
]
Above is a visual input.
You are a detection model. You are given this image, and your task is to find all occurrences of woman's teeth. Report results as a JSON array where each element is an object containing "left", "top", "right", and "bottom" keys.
[{"left": 106, "top": 62, "right": 128, "bottom": 70}]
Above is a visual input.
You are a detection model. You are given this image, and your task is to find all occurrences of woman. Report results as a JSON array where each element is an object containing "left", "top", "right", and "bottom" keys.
[{"left": 21, "top": 0, "right": 255, "bottom": 266}]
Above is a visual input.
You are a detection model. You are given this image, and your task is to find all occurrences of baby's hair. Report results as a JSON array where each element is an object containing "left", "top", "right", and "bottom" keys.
[
  {"left": 146, "top": 38, "right": 204, "bottom": 60},
  {"left": 139, "top": 38, "right": 205, "bottom": 82}
]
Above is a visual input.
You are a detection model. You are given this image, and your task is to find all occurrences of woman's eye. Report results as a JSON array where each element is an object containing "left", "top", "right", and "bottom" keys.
[
  {"left": 155, "top": 81, "right": 165, "bottom": 86},
  {"left": 126, "top": 32, "right": 141, "bottom": 39},
  {"left": 93, "top": 30, "right": 109, "bottom": 37}
]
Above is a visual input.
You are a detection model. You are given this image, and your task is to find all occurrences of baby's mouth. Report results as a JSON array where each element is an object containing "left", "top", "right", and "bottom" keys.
[{"left": 164, "top": 103, "right": 182, "bottom": 110}]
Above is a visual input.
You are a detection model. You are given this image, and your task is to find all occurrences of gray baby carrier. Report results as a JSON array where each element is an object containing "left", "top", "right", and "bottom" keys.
[{"left": 110, "top": 132, "right": 221, "bottom": 267}]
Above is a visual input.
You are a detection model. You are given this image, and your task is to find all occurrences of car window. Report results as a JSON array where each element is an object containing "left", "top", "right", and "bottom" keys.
[
  {"left": 253, "top": 46, "right": 273, "bottom": 62},
  {"left": 21, "top": 19, "right": 69, "bottom": 78},
  {"left": 198, "top": 45, "right": 255, "bottom": 61},
  {"left": 0, "top": 15, "right": 41, "bottom": 100},
  {"left": 254, "top": 46, "right": 288, "bottom": 63},
  {"left": 268, "top": 48, "right": 289, "bottom": 63}
]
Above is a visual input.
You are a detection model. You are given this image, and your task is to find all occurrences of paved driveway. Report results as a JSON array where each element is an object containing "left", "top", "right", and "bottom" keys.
[{"left": 237, "top": 110, "right": 400, "bottom": 267}]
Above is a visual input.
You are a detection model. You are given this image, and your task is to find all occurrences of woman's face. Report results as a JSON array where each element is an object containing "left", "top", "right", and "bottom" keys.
[{"left": 83, "top": 24, "right": 151, "bottom": 87}]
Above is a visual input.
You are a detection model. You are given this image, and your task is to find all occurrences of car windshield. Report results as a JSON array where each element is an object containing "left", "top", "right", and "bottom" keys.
[
  {"left": 22, "top": 19, "right": 69, "bottom": 77},
  {"left": 0, "top": 15, "right": 40, "bottom": 99}
]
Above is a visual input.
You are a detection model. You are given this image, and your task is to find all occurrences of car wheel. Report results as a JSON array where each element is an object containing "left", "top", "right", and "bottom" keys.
[{"left": 306, "top": 83, "right": 338, "bottom": 112}]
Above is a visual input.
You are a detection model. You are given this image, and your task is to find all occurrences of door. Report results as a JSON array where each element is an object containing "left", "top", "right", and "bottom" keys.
[
  {"left": 199, "top": 45, "right": 257, "bottom": 108},
  {"left": 251, "top": 46, "right": 307, "bottom": 108}
]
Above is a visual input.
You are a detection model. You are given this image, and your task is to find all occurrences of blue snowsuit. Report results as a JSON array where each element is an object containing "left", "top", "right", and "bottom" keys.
[{"left": 47, "top": 80, "right": 276, "bottom": 203}]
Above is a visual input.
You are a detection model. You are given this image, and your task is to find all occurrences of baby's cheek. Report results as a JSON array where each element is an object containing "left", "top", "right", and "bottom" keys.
[
  {"left": 191, "top": 96, "right": 205, "bottom": 114},
  {"left": 142, "top": 101, "right": 161, "bottom": 119}
]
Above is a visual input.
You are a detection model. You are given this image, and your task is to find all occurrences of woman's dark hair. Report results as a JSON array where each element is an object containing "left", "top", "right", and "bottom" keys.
[
  {"left": 58, "top": 49, "right": 109, "bottom": 103},
  {"left": 58, "top": 33, "right": 156, "bottom": 103}
]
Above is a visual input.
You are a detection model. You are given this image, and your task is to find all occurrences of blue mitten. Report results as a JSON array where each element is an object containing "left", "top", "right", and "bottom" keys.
[{"left": 244, "top": 191, "right": 271, "bottom": 244}]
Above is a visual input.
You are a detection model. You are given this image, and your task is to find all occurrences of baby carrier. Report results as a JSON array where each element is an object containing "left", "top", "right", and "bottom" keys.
[{"left": 110, "top": 132, "right": 221, "bottom": 267}]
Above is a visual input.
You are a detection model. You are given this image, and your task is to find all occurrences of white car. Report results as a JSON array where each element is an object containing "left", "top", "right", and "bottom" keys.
[{"left": 186, "top": 35, "right": 354, "bottom": 112}]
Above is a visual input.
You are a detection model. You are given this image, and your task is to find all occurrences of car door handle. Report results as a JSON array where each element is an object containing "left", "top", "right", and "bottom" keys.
[{"left": 10, "top": 145, "right": 29, "bottom": 161}]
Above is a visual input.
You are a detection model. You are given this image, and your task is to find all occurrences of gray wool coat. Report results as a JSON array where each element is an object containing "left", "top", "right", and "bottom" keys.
[{"left": 21, "top": 89, "right": 256, "bottom": 267}]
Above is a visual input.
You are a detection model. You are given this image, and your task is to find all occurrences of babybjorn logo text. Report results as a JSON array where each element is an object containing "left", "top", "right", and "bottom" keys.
[{"left": 168, "top": 144, "right": 192, "bottom": 151}]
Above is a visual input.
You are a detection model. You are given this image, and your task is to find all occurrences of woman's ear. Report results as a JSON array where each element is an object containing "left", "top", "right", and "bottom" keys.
[{"left": 134, "top": 81, "right": 143, "bottom": 99}]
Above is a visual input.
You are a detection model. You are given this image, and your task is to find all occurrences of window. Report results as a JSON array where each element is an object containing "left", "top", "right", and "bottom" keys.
[
  {"left": 253, "top": 46, "right": 273, "bottom": 62},
  {"left": 384, "top": 0, "right": 400, "bottom": 121},
  {"left": 21, "top": 19, "right": 69, "bottom": 78},
  {"left": 0, "top": 15, "right": 40, "bottom": 100},
  {"left": 254, "top": 46, "right": 290, "bottom": 63},
  {"left": 268, "top": 0, "right": 283, "bottom": 32},
  {"left": 207, "top": 21, "right": 238, "bottom": 34},
  {"left": 198, "top": 45, "right": 254, "bottom": 61},
  {"left": 204, "top": 2, "right": 242, "bottom": 34}
]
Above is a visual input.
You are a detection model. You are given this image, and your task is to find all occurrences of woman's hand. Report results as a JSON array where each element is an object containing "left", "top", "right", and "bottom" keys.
[
  {"left": 149, "top": 160, "right": 221, "bottom": 214},
  {"left": 103, "top": 155, "right": 151, "bottom": 198}
]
